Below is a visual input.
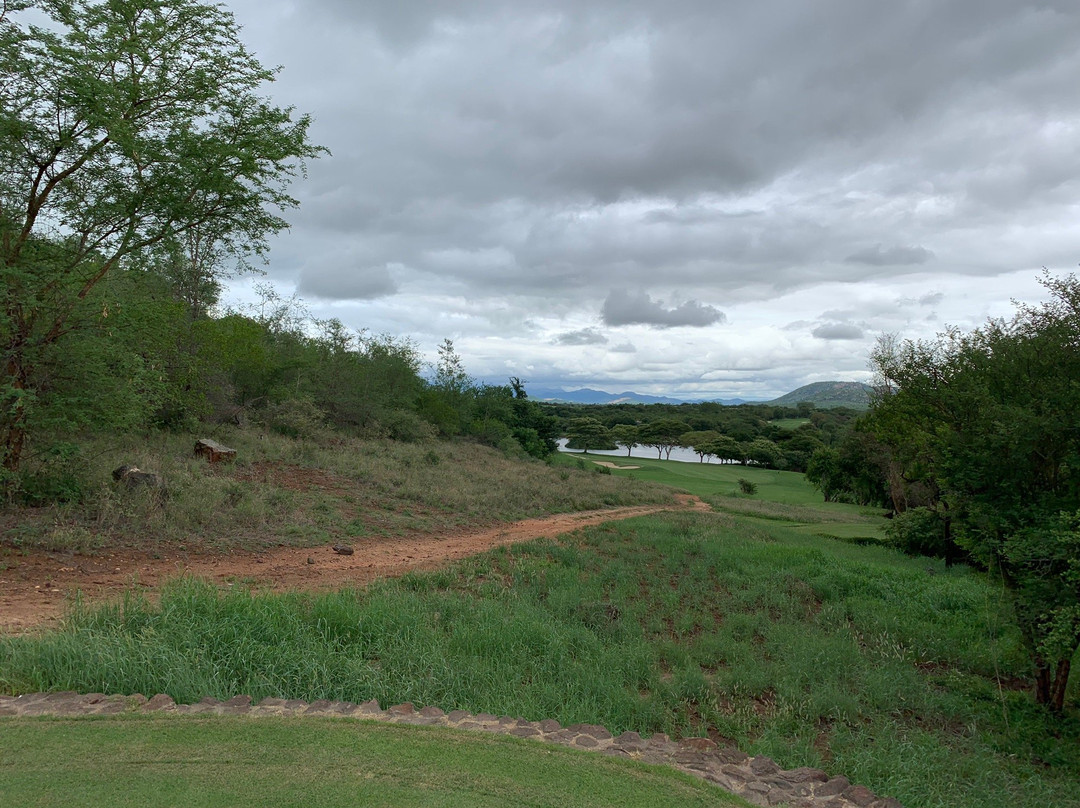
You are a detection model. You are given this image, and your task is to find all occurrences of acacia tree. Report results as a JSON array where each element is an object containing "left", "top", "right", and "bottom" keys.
[
  {"left": 609, "top": 423, "right": 641, "bottom": 457},
  {"left": 681, "top": 430, "right": 719, "bottom": 463},
  {"left": 640, "top": 418, "right": 688, "bottom": 460},
  {"left": 0, "top": 0, "right": 323, "bottom": 471},
  {"left": 869, "top": 274, "right": 1080, "bottom": 712},
  {"left": 564, "top": 417, "right": 613, "bottom": 454}
]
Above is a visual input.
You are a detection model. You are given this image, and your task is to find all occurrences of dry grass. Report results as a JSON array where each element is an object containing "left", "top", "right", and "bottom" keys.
[{"left": 2, "top": 429, "right": 675, "bottom": 552}]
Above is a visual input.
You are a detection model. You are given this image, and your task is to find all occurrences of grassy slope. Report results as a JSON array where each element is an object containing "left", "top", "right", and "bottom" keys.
[
  {"left": 0, "top": 717, "right": 743, "bottom": 808},
  {"left": 2, "top": 430, "right": 674, "bottom": 553}
]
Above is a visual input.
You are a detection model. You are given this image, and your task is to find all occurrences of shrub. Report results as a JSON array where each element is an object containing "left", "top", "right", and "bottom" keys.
[
  {"left": 379, "top": 410, "right": 438, "bottom": 443},
  {"left": 259, "top": 397, "right": 327, "bottom": 439},
  {"left": 737, "top": 478, "right": 757, "bottom": 495},
  {"left": 884, "top": 506, "right": 963, "bottom": 562}
]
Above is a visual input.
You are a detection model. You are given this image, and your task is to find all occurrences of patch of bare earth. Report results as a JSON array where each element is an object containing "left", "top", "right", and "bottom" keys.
[{"left": 0, "top": 495, "right": 709, "bottom": 634}]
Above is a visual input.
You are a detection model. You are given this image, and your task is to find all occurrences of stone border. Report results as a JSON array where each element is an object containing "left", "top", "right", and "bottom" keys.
[{"left": 0, "top": 692, "right": 901, "bottom": 808}]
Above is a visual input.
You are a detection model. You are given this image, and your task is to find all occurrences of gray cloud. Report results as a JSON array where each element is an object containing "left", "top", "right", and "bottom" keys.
[
  {"left": 918, "top": 292, "right": 945, "bottom": 306},
  {"left": 555, "top": 328, "right": 608, "bottom": 346},
  {"left": 221, "top": 0, "right": 1080, "bottom": 398},
  {"left": 812, "top": 323, "right": 865, "bottom": 341},
  {"left": 846, "top": 244, "right": 935, "bottom": 266},
  {"left": 601, "top": 290, "right": 726, "bottom": 328},
  {"left": 297, "top": 264, "right": 398, "bottom": 300}
]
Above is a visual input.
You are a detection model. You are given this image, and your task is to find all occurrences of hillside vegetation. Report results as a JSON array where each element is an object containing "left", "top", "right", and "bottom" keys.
[{"left": 2, "top": 430, "right": 673, "bottom": 554}]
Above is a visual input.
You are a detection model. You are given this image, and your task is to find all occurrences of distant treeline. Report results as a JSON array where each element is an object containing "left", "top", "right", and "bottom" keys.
[{"left": 542, "top": 400, "right": 863, "bottom": 473}]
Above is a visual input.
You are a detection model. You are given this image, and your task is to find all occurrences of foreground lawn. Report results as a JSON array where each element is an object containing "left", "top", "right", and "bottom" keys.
[{"left": 0, "top": 716, "right": 741, "bottom": 807}]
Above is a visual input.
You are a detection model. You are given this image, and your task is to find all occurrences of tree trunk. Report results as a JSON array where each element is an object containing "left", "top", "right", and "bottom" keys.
[
  {"left": 1, "top": 349, "right": 29, "bottom": 473},
  {"left": 1050, "top": 658, "right": 1071, "bottom": 713},
  {"left": 1035, "top": 657, "right": 1073, "bottom": 713}
]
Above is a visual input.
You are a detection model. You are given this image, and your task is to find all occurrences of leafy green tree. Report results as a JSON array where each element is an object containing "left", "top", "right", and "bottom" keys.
[
  {"left": 418, "top": 339, "right": 476, "bottom": 436},
  {"left": 609, "top": 423, "right": 641, "bottom": 457},
  {"left": 805, "top": 430, "right": 891, "bottom": 507},
  {"left": 565, "top": 417, "right": 615, "bottom": 453},
  {"left": 869, "top": 274, "right": 1080, "bottom": 711},
  {"left": 745, "top": 437, "right": 782, "bottom": 468},
  {"left": 0, "top": 0, "right": 323, "bottom": 471},
  {"left": 640, "top": 419, "right": 688, "bottom": 460},
  {"left": 805, "top": 448, "right": 844, "bottom": 502},
  {"left": 506, "top": 380, "right": 559, "bottom": 458},
  {"left": 681, "top": 430, "right": 720, "bottom": 462},
  {"left": 703, "top": 435, "right": 743, "bottom": 465}
]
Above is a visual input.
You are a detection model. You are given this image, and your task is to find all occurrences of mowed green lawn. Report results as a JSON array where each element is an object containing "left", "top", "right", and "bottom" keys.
[
  {"left": 0, "top": 716, "right": 743, "bottom": 808},
  {"left": 557, "top": 450, "right": 835, "bottom": 503},
  {"left": 556, "top": 451, "right": 886, "bottom": 542}
]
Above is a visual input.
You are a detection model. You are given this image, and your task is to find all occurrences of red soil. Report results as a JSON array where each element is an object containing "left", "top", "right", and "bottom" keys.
[{"left": 0, "top": 496, "right": 708, "bottom": 634}]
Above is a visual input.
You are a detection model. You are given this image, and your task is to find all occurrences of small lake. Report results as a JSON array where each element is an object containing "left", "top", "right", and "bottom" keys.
[{"left": 556, "top": 438, "right": 737, "bottom": 465}]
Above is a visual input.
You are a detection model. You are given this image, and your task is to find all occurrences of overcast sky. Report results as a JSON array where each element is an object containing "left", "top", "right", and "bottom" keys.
[{"left": 222, "top": 0, "right": 1079, "bottom": 400}]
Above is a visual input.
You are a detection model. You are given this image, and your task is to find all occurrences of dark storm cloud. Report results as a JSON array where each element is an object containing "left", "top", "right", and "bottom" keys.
[
  {"left": 846, "top": 244, "right": 935, "bottom": 267},
  {"left": 812, "top": 323, "right": 865, "bottom": 341},
  {"left": 555, "top": 328, "right": 608, "bottom": 346},
  {"left": 601, "top": 290, "right": 725, "bottom": 328}
]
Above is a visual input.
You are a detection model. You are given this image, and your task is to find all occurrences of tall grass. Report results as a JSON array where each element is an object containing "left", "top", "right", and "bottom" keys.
[{"left": 3, "top": 510, "right": 1077, "bottom": 807}]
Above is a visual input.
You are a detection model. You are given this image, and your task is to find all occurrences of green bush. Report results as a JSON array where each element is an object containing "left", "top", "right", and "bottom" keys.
[
  {"left": 378, "top": 409, "right": 438, "bottom": 443},
  {"left": 259, "top": 397, "right": 327, "bottom": 439},
  {"left": 737, "top": 478, "right": 757, "bottom": 495},
  {"left": 884, "top": 507, "right": 962, "bottom": 561}
]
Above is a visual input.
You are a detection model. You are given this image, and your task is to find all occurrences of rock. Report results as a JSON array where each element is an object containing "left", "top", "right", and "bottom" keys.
[
  {"left": 142, "top": 693, "right": 176, "bottom": 712},
  {"left": 112, "top": 465, "right": 165, "bottom": 494},
  {"left": 816, "top": 775, "right": 851, "bottom": 797},
  {"left": 843, "top": 784, "right": 877, "bottom": 807},
  {"left": 193, "top": 438, "right": 237, "bottom": 463},
  {"left": 679, "top": 737, "right": 718, "bottom": 752},
  {"left": 332, "top": 544, "right": 354, "bottom": 555},
  {"left": 749, "top": 756, "right": 781, "bottom": 775}
]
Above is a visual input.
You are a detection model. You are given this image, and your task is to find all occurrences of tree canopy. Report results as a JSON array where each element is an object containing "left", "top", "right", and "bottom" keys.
[
  {"left": 0, "top": 0, "right": 324, "bottom": 470},
  {"left": 868, "top": 273, "right": 1080, "bottom": 711}
]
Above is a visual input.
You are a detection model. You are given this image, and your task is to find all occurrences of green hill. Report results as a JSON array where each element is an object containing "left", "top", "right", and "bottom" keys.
[{"left": 768, "top": 381, "right": 872, "bottom": 410}]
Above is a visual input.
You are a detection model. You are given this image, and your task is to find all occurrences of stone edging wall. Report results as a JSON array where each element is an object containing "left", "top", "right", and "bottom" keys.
[{"left": 0, "top": 692, "right": 902, "bottom": 808}]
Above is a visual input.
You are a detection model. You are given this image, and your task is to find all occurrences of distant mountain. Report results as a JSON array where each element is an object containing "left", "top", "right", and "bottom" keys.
[
  {"left": 528, "top": 386, "right": 753, "bottom": 405},
  {"left": 530, "top": 387, "right": 688, "bottom": 405},
  {"left": 767, "top": 381, "right": 873, "bottom": 410}
]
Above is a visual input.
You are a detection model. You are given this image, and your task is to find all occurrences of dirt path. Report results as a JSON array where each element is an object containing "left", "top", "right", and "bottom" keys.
[{"left": 0, "top": 497, "right": 708, "bottom": 634}]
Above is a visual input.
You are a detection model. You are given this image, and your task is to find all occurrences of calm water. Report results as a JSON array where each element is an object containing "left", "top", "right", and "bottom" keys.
[{"left": 556, "top": 438, "right": 735, "bottom": 465}]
